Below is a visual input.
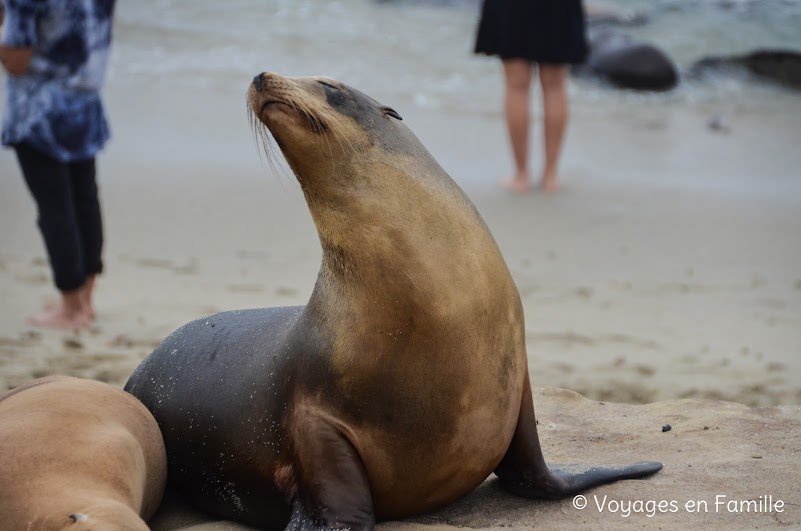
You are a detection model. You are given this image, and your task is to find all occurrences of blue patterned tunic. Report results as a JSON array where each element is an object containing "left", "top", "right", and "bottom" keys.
[{"left": 1, "top": 0, "right": 116, "bottom": 162}]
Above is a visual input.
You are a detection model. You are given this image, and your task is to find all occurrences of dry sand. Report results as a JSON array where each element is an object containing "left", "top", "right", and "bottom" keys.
[{"left": 1, "top": 40, "right": 801, "bottom": 530}]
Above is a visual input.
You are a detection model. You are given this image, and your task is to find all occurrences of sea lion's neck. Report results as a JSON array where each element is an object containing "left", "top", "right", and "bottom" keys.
[{"left": 303, "top": 166, "right": 512, "bottom": 327}]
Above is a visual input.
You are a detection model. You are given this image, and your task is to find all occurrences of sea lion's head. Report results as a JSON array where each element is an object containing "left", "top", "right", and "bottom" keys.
[
  {"left": 247, "top": 72, "right": 413, "bottom": 191},
  {"left": 247, "top": 72, "right": 472, "bottom": 255}
]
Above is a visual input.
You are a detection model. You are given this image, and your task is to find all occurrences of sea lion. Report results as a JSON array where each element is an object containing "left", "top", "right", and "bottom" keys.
[
  {"left": 0, "top": 375, "right": 167, "bottom": 530},
  {"left": 125, "top": 72, "right": 662, "bottom": 529}
]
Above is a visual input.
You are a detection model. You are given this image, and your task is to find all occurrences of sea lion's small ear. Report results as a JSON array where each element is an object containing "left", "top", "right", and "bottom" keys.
[
  {"left": 383, "top": 107, "right": 402, "bottom": 120},
  {"left": 68, "top": 513, "right": 88, "bottom": 523}
]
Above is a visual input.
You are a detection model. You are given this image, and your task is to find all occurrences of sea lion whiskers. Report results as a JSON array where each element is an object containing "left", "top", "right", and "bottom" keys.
[
  {"left": 274, "top": 75, "right": 359, "bottom": 160},
  {"left": 248, "top": 82, "right": 358, "bottom": 176},
  {"left": 289, "top": 89, "right": 358, "bottom": 161},
  {"left": 248, "top": 104, "right": 281, "bottom": 176},
  {"left": 287, "top": 95, "right": 337, "bottom": 160}
]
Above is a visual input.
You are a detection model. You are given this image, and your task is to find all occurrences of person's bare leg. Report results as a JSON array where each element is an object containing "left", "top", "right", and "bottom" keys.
[
  {"left": 82, "top": 274, "right": 96, "bottom": 319},
  {"left": 538, "top": 64, "right": 570, "bottom": 192},
  {"left": 502, "top": 59, "right": 534, "bottom": 194},
  {"left": 29, "top": 287, "right": 91, "bottom": 329}
]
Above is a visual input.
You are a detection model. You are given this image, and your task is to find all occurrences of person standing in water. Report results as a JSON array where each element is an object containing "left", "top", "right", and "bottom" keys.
[
  {"left": 0, "top": 0, "right": 116, "bottom": 328},
  {"left": 475, "top": 0, "right": 587, "bottom": 193}
]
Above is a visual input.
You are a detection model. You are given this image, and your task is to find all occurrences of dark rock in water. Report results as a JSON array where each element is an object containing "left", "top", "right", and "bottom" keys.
[
  {"left": 690, "top": 49, "right": 801, "bottom": 90},
  {"left": 577, "top": 28, "right": 679, "bottom": 91}
]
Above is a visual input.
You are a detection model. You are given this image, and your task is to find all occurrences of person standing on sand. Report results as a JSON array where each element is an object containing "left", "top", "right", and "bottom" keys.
[
  {"left": 475, "top": 0, "right": 588, "bottom": 193},
  {"left": 0, "top": 0, "right": 116, "bottom": 328}
]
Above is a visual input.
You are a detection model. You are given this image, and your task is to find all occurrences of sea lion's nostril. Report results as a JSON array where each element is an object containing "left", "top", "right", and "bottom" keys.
[{"left": 253, "top": 73, "right": 266, "bottom": 92}]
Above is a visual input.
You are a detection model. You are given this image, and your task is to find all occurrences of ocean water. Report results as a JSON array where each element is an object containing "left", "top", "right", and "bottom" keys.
[{"left": 111, "top": 0, "right": 801, "bottom": 117}]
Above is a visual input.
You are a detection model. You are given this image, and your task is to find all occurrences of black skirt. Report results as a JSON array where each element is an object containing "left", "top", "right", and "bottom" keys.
[{"left": 474, "top": 0, "right": 588, "bottom": 64}]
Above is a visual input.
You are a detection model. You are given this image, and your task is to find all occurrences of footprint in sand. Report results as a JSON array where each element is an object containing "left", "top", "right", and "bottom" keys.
[
  {"left": 275, "top": 286, "right": 299, "bottom": 297},
  {"left": 135, "top": 257, "right": 198, "bottom": 275},
  {"left": 31, "top": 368, "right": 53, "bottom": 380},
  {"left": 528, "top": 331, "right": 661, "bottom": 351},
  {"left": 766, "top": 362, "right": 787, "bottom": 372},
  {"left": 549, "top": 362, "right": 575, "bottom": 374},
  {"left": 0, "top": 337, "right": 28, "bottom": 348},
  {"left": 16, "top": 272, "right": 49, "bottom": 285},
  {"left": 236, "top": 250, "right": 267, "bottom": 260},
  {"left": 108, "top": 334, "right": 161, "bottom": 350},
  {"left": 226, "top": 284, "right": 265, "bottom": 293},
  {"left": 93, "top": 366, "right": 138, "bottom": 386},
  {"left": 588, "top": 381, "right": 657, "bottom": 404},
  {"left": 574, "top": 286, "right": 594, "bottom": 299},
  {"left": 661, "top": 282, "right": 709, "bottom": 294},
  {"left": 602, "top": 333, "right": 660, "bottom": 350},
  {"left": 63, "top": 338, "right": 84, "bottom": 350},
  {"left": 0, "top": 331, "right": 43, "bottom": 348},
  {"left": 526, "top": 331, "right": 597, "bottom": 346}
]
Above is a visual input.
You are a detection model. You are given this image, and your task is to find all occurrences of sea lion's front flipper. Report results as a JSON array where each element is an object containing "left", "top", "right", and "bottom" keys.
[
  {"left": 494, "top": 371, "right": 662, "bottom": 499},
  {"left": 288, "top": 412, "right": 375, "bottom": 530}
]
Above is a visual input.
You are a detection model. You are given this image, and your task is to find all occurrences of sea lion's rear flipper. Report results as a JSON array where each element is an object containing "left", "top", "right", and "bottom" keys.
[
  {"left": 494, "top": 371, "right": 662, "bottom": 499},
  {"left": 288, "top": 412, "right": 375, "bottom": 530},
  {"left": 497, "top": 461, "right": 663, "bottom": 500},
  {"left": 547, "top": 461, "right": 662, "bottom": 494}
]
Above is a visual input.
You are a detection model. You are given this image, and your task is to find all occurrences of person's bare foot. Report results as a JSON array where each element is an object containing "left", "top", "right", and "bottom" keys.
[
  {"left": 44, "top": 299, "right": 95, "bottom": 320},
  {"left": 44, "top": 301, "right": 95, "bottom": 321},
  {"left": 501, "top": 176, "right": 533, "bottom": 194},
  {"left": 28, "top": 305, "right": 92, "bottom": 330},
  {"left": 540, "top": 175, "right": 559, "bottom": 192},
  {"left": 31, "top": 289, "right": 92, "bottom": 329},
  {"left": 45, "top": 277, "right": 96, "bottom": 319}
]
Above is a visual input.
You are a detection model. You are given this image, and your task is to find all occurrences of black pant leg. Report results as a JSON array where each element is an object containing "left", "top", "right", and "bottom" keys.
[
  {"left": 69, "top": 157, "right": 104, "bottom": 277},
  {"left": 14, "top": 143, "right": 87, "bottom": 292}
]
